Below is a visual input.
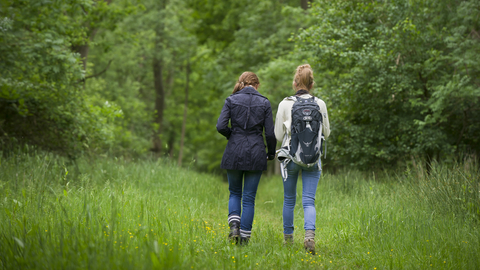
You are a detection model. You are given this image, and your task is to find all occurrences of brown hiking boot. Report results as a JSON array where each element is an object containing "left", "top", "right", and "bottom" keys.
[
  {"left": 304, "top": 230, "right": 315, "bottom": 254},
  {"left": 283, "top": 234, "right": 294, "bottom": 245},
  {"left": 304, "top": 239, "right": 315, "bottom": 254}
]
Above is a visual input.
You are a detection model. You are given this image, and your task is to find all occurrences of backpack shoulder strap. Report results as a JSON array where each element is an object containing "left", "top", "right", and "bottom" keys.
[{"left": 287, "top": 95, "right": 297, "bottom": 102}]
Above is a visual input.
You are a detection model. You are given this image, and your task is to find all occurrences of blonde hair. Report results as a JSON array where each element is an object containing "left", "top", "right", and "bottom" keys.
[
  {"left": 293, "top": 64, "right": 314, "bottom": 91},
  {"left": 233, "top": 72, "right": 260, "bottom": 94}
]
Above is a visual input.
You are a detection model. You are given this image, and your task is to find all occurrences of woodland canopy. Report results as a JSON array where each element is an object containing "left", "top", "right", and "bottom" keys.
[{"left": 1, "top": 0, "right": 479, "bottom": 172}]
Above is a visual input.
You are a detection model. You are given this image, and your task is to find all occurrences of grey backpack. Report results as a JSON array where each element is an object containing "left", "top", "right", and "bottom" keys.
[{"left": 288, "top": 96, "right": 324, "bottom": 167}]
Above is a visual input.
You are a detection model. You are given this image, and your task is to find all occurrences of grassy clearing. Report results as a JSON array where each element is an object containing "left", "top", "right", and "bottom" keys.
[{"left": 0, "top": 153, "right": 479, "bottom": 269}]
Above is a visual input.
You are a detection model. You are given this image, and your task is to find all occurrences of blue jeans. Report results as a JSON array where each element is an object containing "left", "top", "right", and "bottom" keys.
[
  {"left": 227, "top": 170, "right": 262, "bottom": 232},
  {"left": 283, "top": 161, "right": 321, "bottom": 235}
]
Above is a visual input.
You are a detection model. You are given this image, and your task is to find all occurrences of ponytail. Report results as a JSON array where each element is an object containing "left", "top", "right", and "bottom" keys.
[
  {"left": 233, "top": 81, "right": 245, "bottom": 94},
  {"left": 232, "top": 72, "right": 260, "bottom": 94},
  {"left": 293, "top": 64, "right": 314, "bottom": 92}
]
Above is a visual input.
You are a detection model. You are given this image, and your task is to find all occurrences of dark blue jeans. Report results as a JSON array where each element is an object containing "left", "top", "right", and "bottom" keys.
[
  {"left": 227, "top": 170, "right": 262, "bottom": 233},
  {"left": 283, "top": 161, "right": 321, "bottom": 235}
]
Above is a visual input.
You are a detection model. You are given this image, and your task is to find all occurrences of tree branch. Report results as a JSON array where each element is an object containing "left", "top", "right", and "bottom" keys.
[{"left": 83, "top": 59, "right": 113, "bottom": 80}]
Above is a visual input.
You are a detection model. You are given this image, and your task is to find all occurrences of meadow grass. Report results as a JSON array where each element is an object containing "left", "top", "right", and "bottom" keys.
[{"left": 0, "top": 153, "right": 479, "bottom": 269}]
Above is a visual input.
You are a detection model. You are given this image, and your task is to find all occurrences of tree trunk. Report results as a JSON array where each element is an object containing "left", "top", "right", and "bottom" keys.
[
  {"left": 151, "top": 2, "right": 166, "bottom": 157},
  {"left": 152, "top": 58, "right": 165, "bottom": 155},
  {"left": 73, "top": 16, "right": 101, "bottom": 70},
  {"left": 72, "top": 0, "right": 112, "bottom": 75},
  {"left": 168, "top": 132, "right": 175, "bottom": 158},
  {"left": 74, "top": 44, "right": 90, "bottom": 71},
  {"left": 166, "top": 53, "right": 175, "bottom": 96},
  {"left": 178, "top": 61, "right": 190, "bottom": 166},
  {"left": 274, "top": 157, "right": 281, "bottom": 175},
  {"left": 301, "top": 0, "right": 311, "bottom": 10}
]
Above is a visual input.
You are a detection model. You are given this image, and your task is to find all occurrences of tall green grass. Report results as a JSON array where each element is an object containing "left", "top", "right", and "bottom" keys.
[
  {"left": 406, "top": 158, "right": 480, "bottom": 222},
  {"left": 0, "top": 153, "right": 479, "bottom": 269}
]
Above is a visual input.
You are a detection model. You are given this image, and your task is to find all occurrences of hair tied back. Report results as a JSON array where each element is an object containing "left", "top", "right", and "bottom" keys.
[{"left": 232, "top": 72, "right": 260, "bottom": 94}]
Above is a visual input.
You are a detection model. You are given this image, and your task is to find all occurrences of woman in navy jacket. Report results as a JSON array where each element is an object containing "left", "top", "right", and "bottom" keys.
[{"left": 216, "top": 71, "right": 276, "bottom": 245}]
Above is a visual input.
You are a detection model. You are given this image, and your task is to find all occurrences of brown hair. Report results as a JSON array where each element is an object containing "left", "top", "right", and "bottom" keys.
[
  {"left": 293, "top": 64, "right": 314, "bottom": 92},
  {"left": 232, "top": 72, "right": 260, "bottom": 94}
]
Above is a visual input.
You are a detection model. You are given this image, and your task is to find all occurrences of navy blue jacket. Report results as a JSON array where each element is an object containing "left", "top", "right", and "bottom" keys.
[{"left": 216, "top": 87, "right": 276, "bottom": 171}]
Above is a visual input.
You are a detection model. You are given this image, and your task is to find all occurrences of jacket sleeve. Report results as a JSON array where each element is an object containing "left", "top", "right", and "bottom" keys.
[
  {"left": 216, "top": 98, "right": 232, "bottom": 139},
  {"left": 274, "top": 100, "right": 286, "bottom": 142},
  {"left": 318, "top": 99, "right": 330, "bottom": 139},
  {"left": 264, "top": 99, "right": 276, "bottom": 159}
]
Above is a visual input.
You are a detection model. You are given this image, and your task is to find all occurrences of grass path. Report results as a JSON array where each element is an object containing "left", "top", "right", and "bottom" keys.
[{"left": 0, "top": 155, "right": 479, "bottom": 269}]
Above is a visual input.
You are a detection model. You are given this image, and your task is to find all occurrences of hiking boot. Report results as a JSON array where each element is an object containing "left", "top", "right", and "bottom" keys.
[
  {"left": 283, "top": 233, "right": 294, "bottom": 245},
  {"left": 228, "top": 221, "right": 240, "bottom": 243},
  {"left": 239, "top": 236, "right": 250, "bottom": 246},
  {"left": 304, "top": 239, "right": 315, "bottom": 254},
  {"left": 304, "top": 230, "right": 315, "bottom": 255}
]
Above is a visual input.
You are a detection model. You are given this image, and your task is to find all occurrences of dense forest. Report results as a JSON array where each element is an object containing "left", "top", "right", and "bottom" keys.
[{"left": 1, "top": 0, "right": 479, "bottom": 173}]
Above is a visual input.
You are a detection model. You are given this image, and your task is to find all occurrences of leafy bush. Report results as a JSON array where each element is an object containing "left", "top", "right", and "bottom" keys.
[
  {"left": 0, "top": 0, "right": 122, "bottom": 157},
  {"left": 297, "top": 0, "right": 480, "bottom": 169}
]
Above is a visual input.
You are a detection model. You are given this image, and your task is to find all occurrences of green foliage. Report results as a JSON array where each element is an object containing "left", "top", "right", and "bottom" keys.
[
  {"left": 297, "top": 0, "right": 480, "bottom": 168},
  {"left": 83, "top": 0, "right": 310, "bottom": 170},
  {"left": 0, "top": 0, "right": 125, "bottom": 157},
  {"left": 188, "top": 0, "right": 241, "bottom": 47},
  {"left": 3, "top": 0, "right": 479, "bottom": 172},
  {"left": 85, "top": 0, "right": 198, "bottom": 157},
  {"left": 184, "top": 0, "right": 310, "bottom": 172}
]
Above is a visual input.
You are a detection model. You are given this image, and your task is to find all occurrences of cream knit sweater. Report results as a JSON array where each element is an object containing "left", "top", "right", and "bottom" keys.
[{"left": 274, "top": 94, "right": 330, "bottom": 148}]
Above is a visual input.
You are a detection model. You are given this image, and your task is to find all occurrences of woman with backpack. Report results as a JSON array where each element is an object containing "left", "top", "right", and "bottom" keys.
[
  {"left": 216, "top": 72, "right": 276, "bottom": 245},
  {"left": 274, "top": 64, "right": 330, "bottom": 254}
]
